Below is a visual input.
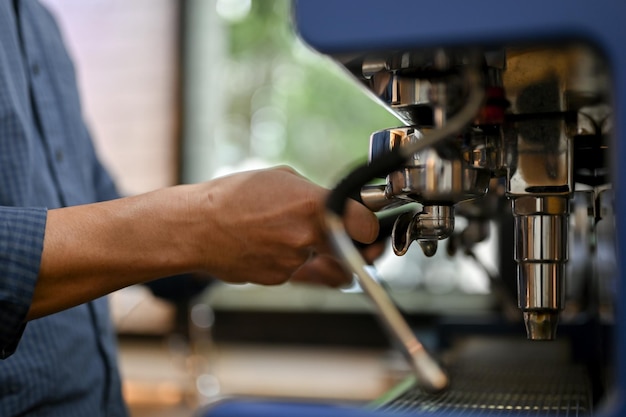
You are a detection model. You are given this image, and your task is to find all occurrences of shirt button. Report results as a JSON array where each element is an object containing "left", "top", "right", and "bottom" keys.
[
  {"left": 31, "top": 62, "right": 40, "bottom": 76},
  {"left": 55, "top": 150, "right": 64, "bottom": 163}
]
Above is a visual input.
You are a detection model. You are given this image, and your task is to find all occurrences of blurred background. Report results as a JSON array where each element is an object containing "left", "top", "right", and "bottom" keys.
[{"left": 39, "top": 1, "right": 494, "bottom": 416}]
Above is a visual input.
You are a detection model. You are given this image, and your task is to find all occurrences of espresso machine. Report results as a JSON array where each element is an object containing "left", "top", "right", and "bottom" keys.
[{"left": 203, "top": 1, "right": 626, "bottom": 416}]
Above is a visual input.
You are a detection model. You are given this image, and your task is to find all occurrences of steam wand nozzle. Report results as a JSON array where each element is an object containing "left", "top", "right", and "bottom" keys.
[{"left": 326, "top": 213, "right": 449, "bottom": 393}]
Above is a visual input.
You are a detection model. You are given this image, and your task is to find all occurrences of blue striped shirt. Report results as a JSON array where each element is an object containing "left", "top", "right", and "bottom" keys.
[{"left": 0, "top": 1, "right": 128, "bottom": 415}]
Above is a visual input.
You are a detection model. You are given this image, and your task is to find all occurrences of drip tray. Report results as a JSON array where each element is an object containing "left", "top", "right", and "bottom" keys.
[{"left": 379, "top": 338, "right": 593, "bottom": 416}]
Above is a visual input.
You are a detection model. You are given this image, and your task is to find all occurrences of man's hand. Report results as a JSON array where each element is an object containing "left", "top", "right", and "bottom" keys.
[{"left": 187, "top": 166, "right": 379, "bottom": 286}]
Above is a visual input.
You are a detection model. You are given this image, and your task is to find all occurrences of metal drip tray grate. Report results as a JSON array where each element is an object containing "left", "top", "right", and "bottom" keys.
[{"left": 379, "top": 338, "right": 593, "bottom": 416}]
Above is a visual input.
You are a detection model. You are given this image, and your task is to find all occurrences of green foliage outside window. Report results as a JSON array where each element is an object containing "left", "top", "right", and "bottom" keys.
[{"left": 218, "top": 0, "right": 398, "bottom": 186}]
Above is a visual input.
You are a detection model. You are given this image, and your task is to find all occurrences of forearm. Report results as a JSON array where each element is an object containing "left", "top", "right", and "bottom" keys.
[
  {"left": 26, "top": 167, "right": 379, "bottom": 321},
  {"left": 29, "top": 185, "right": 197, "bottom": 320}
]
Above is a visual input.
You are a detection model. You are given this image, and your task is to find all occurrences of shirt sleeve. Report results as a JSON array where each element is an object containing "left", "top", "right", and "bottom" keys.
[{"left": 0, "top": 206, "right": 47, "bottom": 359}]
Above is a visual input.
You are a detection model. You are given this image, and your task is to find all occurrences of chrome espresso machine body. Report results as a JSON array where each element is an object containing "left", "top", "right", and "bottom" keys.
[{"left": 204, "top": 1, "right": 626, "bottom": 416}]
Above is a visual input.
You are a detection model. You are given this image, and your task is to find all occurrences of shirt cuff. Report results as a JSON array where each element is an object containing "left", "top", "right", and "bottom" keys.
[{"left": 0, "top": 207, "right": 47, "bottom": 358}]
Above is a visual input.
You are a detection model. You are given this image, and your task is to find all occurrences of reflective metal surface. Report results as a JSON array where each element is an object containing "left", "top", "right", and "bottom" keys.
[
  {"left": 354, "top": 45, "right": 609, "bottom": 340},
  {"left": 391, "top": 206, "right": 454, "bottom": 257},
  {"left": 346, "top": 50, "right": 475, "bottom": 127},
  {"left": 367, "top": 126, "right": 491, "bottom": 257},
  {"left": 513, "top": 197, "right": 568, "bottom": 339}
]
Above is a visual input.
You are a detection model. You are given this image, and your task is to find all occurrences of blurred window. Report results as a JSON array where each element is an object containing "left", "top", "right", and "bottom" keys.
[{"left": 41, "top": 0, "right": 181, "bottom": 196}]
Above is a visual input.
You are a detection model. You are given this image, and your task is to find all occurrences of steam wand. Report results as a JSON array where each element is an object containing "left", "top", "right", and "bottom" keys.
[{"left": 324, "top": 61, "right": 485, "bottom": 393}]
